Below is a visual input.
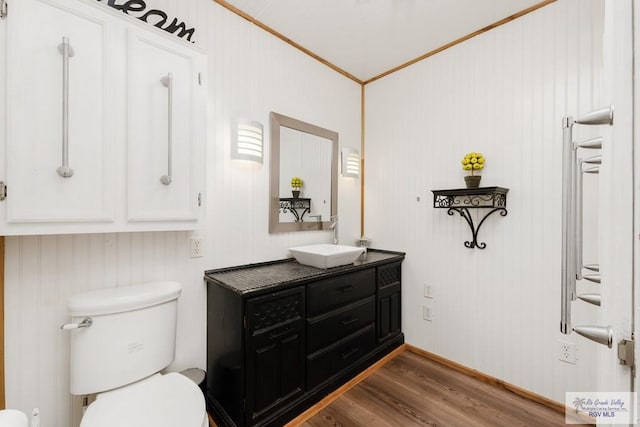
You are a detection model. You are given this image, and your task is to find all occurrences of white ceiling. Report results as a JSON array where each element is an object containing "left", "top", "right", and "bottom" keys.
[{"left": 222, "top": 0, "right": 548, "bottom": 82}]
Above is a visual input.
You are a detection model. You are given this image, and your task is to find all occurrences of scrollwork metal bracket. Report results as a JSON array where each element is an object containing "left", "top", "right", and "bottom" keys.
[
  {"left": 447, "top": 207, "right": 507, "bottom": 249},
  {"left": 432, "top": 187, "right": 509, "bottom": 249},
  {"left": 279, "top": 198, "right": 311, "bottom": 222}
]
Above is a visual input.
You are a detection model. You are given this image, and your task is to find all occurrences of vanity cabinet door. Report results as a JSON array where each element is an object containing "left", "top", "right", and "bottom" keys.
[
  {"left": 3, "top": 0, "right": 115, "bottom": 228},
  {"left": 245, "top": 287, "right": 305, "bottom": 426},
  {"left": 126, "top": 28, "right": 206, "bottom": 224},
  {"left": 377, "top": 262, "right": 402, "bottom": 343}
]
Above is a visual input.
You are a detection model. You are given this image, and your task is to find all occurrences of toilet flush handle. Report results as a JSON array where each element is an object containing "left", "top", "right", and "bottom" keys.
[{"left": 60, "top": 317, "right": 93, "bottom": 331}]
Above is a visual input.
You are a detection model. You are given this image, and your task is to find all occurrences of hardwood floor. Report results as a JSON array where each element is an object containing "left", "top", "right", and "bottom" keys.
[{"left": 298, "top": 350, "right": 590, "bottom": 427}]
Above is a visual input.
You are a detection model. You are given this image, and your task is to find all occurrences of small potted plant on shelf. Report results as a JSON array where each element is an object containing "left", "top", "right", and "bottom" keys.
[
  {"left": 291, "top": 176, "right": 303, "bottom": 198},
  {"left": 461, "top": 152, "right": 484, "bottom": 188}
]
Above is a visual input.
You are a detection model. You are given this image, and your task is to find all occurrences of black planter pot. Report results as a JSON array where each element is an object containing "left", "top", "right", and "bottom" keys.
[{"left": 464, "top": 175, "right": 481, "bottom": 189}]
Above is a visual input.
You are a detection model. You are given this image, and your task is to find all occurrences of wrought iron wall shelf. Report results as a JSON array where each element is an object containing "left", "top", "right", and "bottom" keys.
[
  {"left": 279, "top": 198, "right": 311, "bottom": 222},
  {"left": 431, "top": 187, "right": 509, "bottom": 249}
]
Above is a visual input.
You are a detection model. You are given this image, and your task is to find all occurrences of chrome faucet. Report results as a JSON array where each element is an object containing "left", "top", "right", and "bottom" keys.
[{"left": 329, "top": 215, "right": 338, "bottom": 244}]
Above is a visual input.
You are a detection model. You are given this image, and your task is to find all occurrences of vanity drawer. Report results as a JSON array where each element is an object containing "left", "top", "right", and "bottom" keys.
[
  {"left": 306, "top": 295, "right": 375, "bottom": 353},
  {"left": 306, "top": 268, "right": 375, "bottom": 316},
  {"left": 306, "top": 323, "right": 375, "bottom": 390}
]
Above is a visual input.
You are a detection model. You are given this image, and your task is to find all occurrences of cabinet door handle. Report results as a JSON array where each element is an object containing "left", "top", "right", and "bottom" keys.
[
  {"left": 340, "top": 317, "right": 359, "bottom": 326},
  {"left": 337, "top": 285, "right": 353, "bottom": 293},
  {"left": 160, "top": 73, "right": 173, "bottom": 185},
  {"left": 341, "top": 347, "right": 359, "bottom": 360},
  {"left": 56, "top": 37, "right": 75, "bottom": 178}
]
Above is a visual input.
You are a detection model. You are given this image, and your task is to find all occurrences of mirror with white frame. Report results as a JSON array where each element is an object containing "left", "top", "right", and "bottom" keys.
[{"left": 269, "top": 112, "right": 338, "bottom": 233}]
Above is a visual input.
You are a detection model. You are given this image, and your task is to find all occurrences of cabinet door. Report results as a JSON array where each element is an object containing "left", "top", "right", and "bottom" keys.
[
  {"left": 246, "top": 287, "right": 305, "bottom": 426},
  {"left": 378, "top": 288, "right": 401, "bottom": 342},
  {"left": 377, "top": 262, "right": 402, "bottom": 343},
  {"left": 5, "top": 0, "right": 115, "bottom": 224},
  {"left": 247, "top": 326, "right": 305, "bottom": 425},
  {"left": 127, "top": 29, "right": 205, "bottom": 223}
]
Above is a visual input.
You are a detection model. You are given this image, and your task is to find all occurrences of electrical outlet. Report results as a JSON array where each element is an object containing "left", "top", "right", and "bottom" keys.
[
  {"left": 424, "top": 283, "right": 433, "bottom": 298},
  {"left": 558, "top": 340, "right": 576, "bottom": 364},
  {"left": 423, "top": 303, "right": 433, "bottom": 322},
  {"left": 190, "top": 237, "right": 204, "bottom": 258}
]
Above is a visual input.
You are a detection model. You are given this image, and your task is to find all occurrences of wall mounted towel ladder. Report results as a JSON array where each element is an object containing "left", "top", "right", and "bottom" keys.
[{"left": 560, "top": 106, "right": 613, "bottom": 348}]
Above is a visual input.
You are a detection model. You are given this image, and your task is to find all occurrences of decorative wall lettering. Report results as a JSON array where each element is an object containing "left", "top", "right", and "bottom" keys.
[{"left": 97, "top": 0, "right": 196, "bottom": 43}]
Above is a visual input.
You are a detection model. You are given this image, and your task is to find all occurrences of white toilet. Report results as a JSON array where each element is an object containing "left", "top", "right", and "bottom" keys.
[
  {"left": 64, "top": 281, "right": 207, "bottom": 427},
  {"left": 0, "top": 409, "right": 28, "bottom": 427}
]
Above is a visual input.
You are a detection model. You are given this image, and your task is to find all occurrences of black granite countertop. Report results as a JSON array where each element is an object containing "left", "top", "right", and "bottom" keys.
[{"left": 205, "top": 249, "right": 404, "bottom": 295}]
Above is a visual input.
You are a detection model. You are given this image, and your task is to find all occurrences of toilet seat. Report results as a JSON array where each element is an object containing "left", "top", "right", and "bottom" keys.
[{"left": 80, "top": 372, "right": 206, "bottom": 427}]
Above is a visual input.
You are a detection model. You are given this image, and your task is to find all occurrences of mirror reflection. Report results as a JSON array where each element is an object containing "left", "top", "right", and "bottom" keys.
[
  {"left": 279, "top": 127, "right": 332, "bottom": 223},
  {"left": 269, "top": 112, "right": 338, "bottom": 233}
]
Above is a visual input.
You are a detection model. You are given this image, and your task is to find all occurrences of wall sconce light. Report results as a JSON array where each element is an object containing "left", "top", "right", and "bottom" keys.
[
  {"left": 232, "top": 119, "right": 263, "bottom": 163},
  {"left": 341, "top": 148, "right": 360, "bottom": 178}
]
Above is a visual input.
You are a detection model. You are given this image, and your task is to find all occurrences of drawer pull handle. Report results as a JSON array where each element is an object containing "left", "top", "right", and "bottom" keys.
[
  {"left": 269, "top": 328, "right": 291, "bottom": 340},
  {"left": 341, "top": 347, "right": 359, "bottom": 360},
  {"left": 341, "top": 317, "right": 359, "bottom": 326},
  {"left": 337, "top": 285, "right": 353, "bottom": 293}
]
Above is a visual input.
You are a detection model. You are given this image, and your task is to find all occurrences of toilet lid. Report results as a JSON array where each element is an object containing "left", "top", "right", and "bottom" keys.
[
  {"left": 80, "top": 373, "right": 206, "bottom": 427},
  {"left": 0, "top": 410, "right": 28, "bottom": 427}
]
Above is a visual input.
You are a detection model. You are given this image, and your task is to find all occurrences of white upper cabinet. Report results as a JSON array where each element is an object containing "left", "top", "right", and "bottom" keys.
[
  {"left": 127, "top": 29, "right": 203, "bottom": 223},
  {"left": 0, "top": 0, "right": 207, "bottom": 235},
  {"left": 6, "top": 0, "right": 114, "bottom": 225}
]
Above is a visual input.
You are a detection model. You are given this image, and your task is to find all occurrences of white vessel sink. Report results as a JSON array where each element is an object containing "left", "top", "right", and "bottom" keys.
[{"left": 289, "top": 244, "right": 365, "bottom": 269}]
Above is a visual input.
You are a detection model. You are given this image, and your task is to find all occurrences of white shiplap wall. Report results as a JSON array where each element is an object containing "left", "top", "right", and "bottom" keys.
[
  {"left": 3, "top": 1, "right": 361, "bottom": 426},
  {"left": 364, "top": 0, "right": 605, "bottom": 403}
]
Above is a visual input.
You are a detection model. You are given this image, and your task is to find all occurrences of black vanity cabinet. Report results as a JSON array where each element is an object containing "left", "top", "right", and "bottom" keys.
[{"left": 205, "top": 250, "right": 404, "bottom": 427}]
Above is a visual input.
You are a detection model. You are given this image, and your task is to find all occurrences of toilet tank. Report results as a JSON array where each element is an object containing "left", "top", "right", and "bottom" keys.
[{"left": 66, "top": 281, "right": 182, "bottom": 395}]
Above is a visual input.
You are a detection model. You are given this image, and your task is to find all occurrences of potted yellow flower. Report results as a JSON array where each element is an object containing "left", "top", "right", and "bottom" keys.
[
  {"left": 291, "top": 176, "right": 303, "bottom": 198},
  {"left": 461, "top": 152, "right": 485, "bottom": 188}
]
